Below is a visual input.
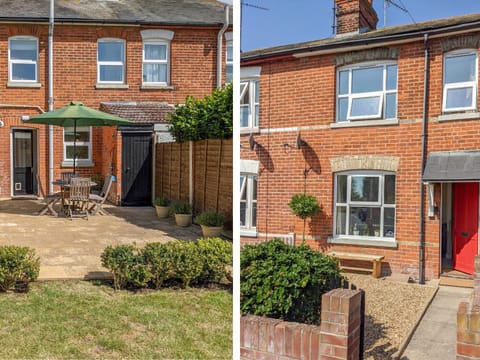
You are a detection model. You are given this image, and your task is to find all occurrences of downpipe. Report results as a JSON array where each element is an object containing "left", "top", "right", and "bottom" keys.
[{"left": 48, "top": 0, "right": 55, "bottom": 194}]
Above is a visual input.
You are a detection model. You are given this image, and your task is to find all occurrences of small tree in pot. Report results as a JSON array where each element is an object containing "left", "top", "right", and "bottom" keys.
[
  {"left": 288, "top": 194, "right": 321, "bottom": 244},
  {"left": 153, "top": 196, "right": 170, "bottom": 218},
  {"left": 195, "top": 210, "right": 225, "bottom": 238},
  {"left": 171, "top": 201, "right": 193, "bottom": 227}
]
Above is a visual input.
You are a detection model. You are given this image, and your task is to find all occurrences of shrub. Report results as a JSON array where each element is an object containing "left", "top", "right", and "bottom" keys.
[
  {"left": 142, "top": 242, "right": 176, "bottom": 289},
  {"left": 196, "top": 237, "right": 232, "bottom": 283},
  {"left": 170, "top": 241, "right": 203, "bottom": 288},
  {"left": 194, "top": 211, "right": 225, "bottom": 227},
  {"left": 241, "top": 240, "right": 343, "bottom": 325},
  {"left": 0, "top": 246, "right": 40, "bottom": 292},
  {"left": 101, "top": 245, "right": 150, "bottom": 290},
  {"left": 170, "top": 201, "right": 192, "bottom": 215},
  {"left": 153, "top": 196, "right": 170, "bottom": 207}
]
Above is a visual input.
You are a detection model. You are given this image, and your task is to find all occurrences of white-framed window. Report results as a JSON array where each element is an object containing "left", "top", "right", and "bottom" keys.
[
  {"left": 8, "top": 36, "right": 38, "bottom": 82},
  {"left": 240, "top": 80, "right": 259, "bottom": 130},
  {"left": 63, "top": 126, "right": 92, "bottom": 162},
  {"left": 240, "top": 174, "right": 257, "bottom": 233},
  {"left": 141, "top": 29, "right": 174, "bottom": 86},
  {"left": 337, "top": 62, "right": 397, "bottom": 122},
  {"left": 443, "top": 50, "right": 477, "bottom": 112},
  {"left": 334, "top": 171, "right": 396, "bottom": 239},
  {"left": 225, "top": 32, "right": 233, "bottom": 84},
  {"left": 97, "top": 38, "right": 125, "bottom": 83}
]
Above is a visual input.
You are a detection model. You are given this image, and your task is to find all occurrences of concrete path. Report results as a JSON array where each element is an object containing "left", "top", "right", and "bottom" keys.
[
  {"left": 0, "top": 199, "right": 203, "bottom": 280},
  {"left": 401, "top": 285, "right": 472, "bottom": 360}
]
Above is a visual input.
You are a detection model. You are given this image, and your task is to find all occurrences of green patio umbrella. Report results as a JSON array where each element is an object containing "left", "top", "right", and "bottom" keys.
[{"left": 26, "top": 101, "right": 132, "bottom": 174}]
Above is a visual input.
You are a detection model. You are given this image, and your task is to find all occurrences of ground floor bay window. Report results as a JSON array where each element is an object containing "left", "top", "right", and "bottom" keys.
[
  {"left": 334, "top": 171, "right": 396, "bottom": 242},
  {"left": 240, "top": 174, "right": 257, "bottom": 236}
]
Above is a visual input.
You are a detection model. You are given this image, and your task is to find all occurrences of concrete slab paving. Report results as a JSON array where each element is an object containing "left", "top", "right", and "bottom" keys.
[
  {"left": 0, "top": 199, "right": 204, "bottom": 280},
  {"left": 401, "top": 285, "right": 471, "bottom": 360}
]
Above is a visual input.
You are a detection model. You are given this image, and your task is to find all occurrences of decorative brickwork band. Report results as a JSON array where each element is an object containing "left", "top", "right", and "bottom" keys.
[
  {"left": 441, "top": 35, "right": 480, "bottom": 53},
  {"left": 330, "top": 155, "right": 400, "bottom": 173},
  {"left": 334, "top": 48, "right": 400, "bottom": 67},
  {"left": 240, "top": 289, "right": 363, "bottom": 360}
]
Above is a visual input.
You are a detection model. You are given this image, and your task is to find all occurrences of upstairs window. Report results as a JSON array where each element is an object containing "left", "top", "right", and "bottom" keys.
[
  {"left": 97, "top": 38, "right": 125, "bottom": 83},
  {"left": 240, "top": 80, "right": 259, "bottom": 130},
  {"left": 443, "top": 50, "right": 477, "bottom": 112},
  {"left": 337, "top": 62, "right": 397, "bottom": 122},
  {"left": 9, "top": 36, "right": 38, "bottom": 82},
  {"left": 141, "top": 29, "right": 174, "bottom": 86},
  {"left": 334, "top": 172, "right": 396, "bottom": 240}
]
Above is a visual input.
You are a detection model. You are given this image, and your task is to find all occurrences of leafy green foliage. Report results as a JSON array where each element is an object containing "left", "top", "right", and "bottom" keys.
[
  {"left": 168, "top": 83, "right": 233, "bottom": 142},
  {"left": 288, "top": 193, "right": 321, "bottom": 219},
  {"left": 240, "top": 240, "right": 344, "bottom": 325},
  {"left": 0, "top": 246, "right": 40, "bottom": 292},
  {"left": 102, "top": 238, "right": 232, "bottom": 290},
  {"left": 170, "top": 201, "right": 192, "bottom": 215},
  {"left": 153, "top": 196, "right": 170, "bottom": 207},
  {"left": 196, "top": 238, "right": 233, "bottom": 283},
  {"left": 194, "top": 211, "right": 225, "bottom": 227}
]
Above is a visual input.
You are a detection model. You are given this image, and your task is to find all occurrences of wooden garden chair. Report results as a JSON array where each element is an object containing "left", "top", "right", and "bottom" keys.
[
  {"left": 36, "top": 174, "right": 61, "bottom": 217},
  {"left": 66, "top": 177, "right": 91, "bottom": 220},
  {"left": 89, "top": 174, "right": 113, "bottom": 216}
]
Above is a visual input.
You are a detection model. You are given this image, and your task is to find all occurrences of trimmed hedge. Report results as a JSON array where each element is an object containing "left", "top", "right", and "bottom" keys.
[
  {"left": 0, "top": 245, "right": 40, "bottom": 292},
  {"left": 241, "top": 240, "right": 344, "bottom": 325},
  {"left": 101, "top": 237, "right": 232, "bottom": 290}
]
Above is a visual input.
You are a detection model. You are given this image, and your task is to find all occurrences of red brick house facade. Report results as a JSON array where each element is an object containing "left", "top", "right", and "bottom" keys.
[
  {"left": 0, "top": 0, "right": 232, "bottom": 205},
  {"left": 240, "top": 0, "right": 480, "bottom": 281}
]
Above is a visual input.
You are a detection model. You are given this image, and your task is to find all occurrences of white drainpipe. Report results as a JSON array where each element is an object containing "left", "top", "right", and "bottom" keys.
[
  {"left": 48, "top": 0, "right": 54, "bottom": 194},
  {"left": 216, "top": 4, "right": 230, "bottom": 89}
]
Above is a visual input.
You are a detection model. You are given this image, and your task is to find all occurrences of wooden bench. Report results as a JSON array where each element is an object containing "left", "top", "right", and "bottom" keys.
[{"left": 327, "top": 251, "right": 384, "bottom": 278}]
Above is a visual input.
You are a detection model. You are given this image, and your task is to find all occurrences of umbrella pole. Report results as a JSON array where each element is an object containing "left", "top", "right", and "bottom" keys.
[{"left": 73, "top": 120, "right": 76, "bottom": 175}]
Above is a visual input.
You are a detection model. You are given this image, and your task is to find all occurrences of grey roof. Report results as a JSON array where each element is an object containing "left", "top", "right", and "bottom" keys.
[
  {"left": 100, "top": 102, "right": 175, "bottom": 124},
  {"left": 423, "top": 151, "right": 480, "bottom": 182},
  {"left": 242, "top": 12, "right": 480, "bottom": 62},
  {"left": 0, "top": 0, "right": 231, "bottom": 26}
]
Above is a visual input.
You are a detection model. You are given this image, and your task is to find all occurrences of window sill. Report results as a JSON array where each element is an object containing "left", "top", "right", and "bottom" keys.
[
  {"left": 330, "top": 118, "right": 399, "bottom": 129},
  {"left": 328, "top": 236, "right": 398, "bottom": 248},
  {"left": 7, "top": 81, "right": 41, "bottom": 88},
  {"left": 240, "top": 128, "right": 260, "bottom": 135},
  {"left": 240, "top": 229, "right": 257, "bottom": 237},
  {"left": 140, "top": 84, "right": 174, "bottom": 90},
  {"left": 95, "top": 83, "right": 129, "bottom": 89},
  {"left": 61, "top": 160, "right": 95, "bottom": 168},
  {"left": 438, "top": 112, "right": 480, "bottom": 122}
]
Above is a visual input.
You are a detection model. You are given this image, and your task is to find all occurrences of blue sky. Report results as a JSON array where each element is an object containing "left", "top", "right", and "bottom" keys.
[{"left": 241, "top": 0, "right": 480, "bottom": 52}]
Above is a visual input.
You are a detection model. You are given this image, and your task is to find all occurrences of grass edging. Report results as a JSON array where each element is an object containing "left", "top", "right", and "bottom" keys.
[{"left": 391, "top": 284, "right": 439, "bottom": 359}]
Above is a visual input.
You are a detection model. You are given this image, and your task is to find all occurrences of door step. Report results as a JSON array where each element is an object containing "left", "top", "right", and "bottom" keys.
[{"left": 439, "top": 276, "right": 473, "bottom": 288}]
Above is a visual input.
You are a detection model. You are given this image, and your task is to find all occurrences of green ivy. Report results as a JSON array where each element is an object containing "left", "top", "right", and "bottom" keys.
[{"left": 168, "top": 83, "right": 233, "bottom": 142}]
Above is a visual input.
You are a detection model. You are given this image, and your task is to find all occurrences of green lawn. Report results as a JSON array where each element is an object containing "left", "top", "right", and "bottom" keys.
[{"left": 0, "top": 281, "right": 232, "bottom": 359}]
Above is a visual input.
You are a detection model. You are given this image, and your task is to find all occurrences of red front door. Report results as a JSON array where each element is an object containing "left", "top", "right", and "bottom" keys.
[{"left": 453, "top": 182, "right": 479, "bottom": 275}]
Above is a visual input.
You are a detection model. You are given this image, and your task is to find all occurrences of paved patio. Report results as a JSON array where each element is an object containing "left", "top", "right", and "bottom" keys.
[{"left": 0, "top": 199, "right": 202, "bottom": 280}]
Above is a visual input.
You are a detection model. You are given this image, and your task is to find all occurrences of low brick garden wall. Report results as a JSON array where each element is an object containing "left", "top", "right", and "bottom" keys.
[{"left": 240, "top": 288, "right": 363, "bottom": 360}]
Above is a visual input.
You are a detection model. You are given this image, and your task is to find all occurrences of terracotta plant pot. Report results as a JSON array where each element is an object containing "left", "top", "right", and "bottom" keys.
[
  {"left": 175, "top": 213, "right": 192, "bottom": 227},
  {"left": 200, "top": 225, "right": 223, "bottom": 238},
  {"left": 155, "top": 205, "right": 170, "bottom": 218}
]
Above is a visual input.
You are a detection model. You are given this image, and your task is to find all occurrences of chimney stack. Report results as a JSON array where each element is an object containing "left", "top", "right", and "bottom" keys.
[{"left": 335, "top": 0, "right": 378, "bottom": 35}]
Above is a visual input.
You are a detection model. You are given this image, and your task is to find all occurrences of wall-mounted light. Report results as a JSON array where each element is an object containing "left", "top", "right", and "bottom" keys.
[
  {"left": 248, "top": 133, "right": 257, "bottom": 150},
  {"left": 0, "top": 120, "right": 4, "bottom": 128},
  {"left": 21, "top": 115, "right": 30, "bottom": 121},
  {"left": 282, "top": 132, "right": 307, "bottom": 149}
]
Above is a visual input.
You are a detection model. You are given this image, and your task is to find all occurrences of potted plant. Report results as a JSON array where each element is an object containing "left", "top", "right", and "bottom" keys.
[
  {"left": 288, "top": 193, "right": 322, "bottom": 244},
  {"left": 153, "top": 196, "right": 170, "bottom": 218},
  {"left": 171, "top": 201, "right": 192, "bottom": 227},
  {"left": 195, "top": 210, "right": 225, "bottom": 237}
]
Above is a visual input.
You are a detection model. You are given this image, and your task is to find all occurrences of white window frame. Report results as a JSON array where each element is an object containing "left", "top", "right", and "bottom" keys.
[
  {"left": 8, "top": 36, "right": 38, "bottom": 83},
  {"left": 240, "top": 79, "right": 259, "bottom": 131},
  {"left": 334, "top": 171, "right": 396, "bottom": 241},
  {"left": 63, "top": 126, "right": 92, "bottom": 163},
  {"left": 225, "top": 32, "right": 233, "bottom": 84},
  {"left": 337, "top": 61, "right": 397, "bottom": 122},
  {"left": 97, "top": 38, "right": 125, "bottom": 84},
  {"left": 442, "top": 49, "right": 478, "bottom": 113},
  {"left": 240, "top": 173, "right": 257, "bottom": 235},
  {"left": 142, "top": 40, "right": 169, "bottom": 86}
]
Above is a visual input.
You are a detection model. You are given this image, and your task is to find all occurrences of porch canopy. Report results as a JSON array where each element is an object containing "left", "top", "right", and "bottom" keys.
[{"left": 423, "top": 151, "right": 480, "bottom": 182}]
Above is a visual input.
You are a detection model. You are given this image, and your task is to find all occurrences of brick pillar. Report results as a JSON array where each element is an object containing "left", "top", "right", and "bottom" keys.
[{"left": 320, "top": 289, "right": 363, "bottom": 360}]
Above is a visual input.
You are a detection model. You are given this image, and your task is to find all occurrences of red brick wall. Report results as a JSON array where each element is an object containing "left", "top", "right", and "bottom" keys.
[
  {"left": 0, "top": 22, "right": 229, "bottom": 199},
  {"left": 335, "top": 0, "right": 378, "bottom": 34},
  {"left": 241, "top": 33, "right": 480, "bottom": 280},
  {"left": 240, "top": 289, "right": 363, "bottom": 360}
]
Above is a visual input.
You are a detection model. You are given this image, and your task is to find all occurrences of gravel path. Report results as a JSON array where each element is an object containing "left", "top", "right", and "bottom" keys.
[{"left": 346, "top": 274, "right": 437, "bottom": 359}]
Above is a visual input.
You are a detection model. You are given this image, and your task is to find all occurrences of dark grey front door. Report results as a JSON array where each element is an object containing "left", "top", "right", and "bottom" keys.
[
  {"left": 13, "top": 129, "right": 34, "bottom": 196},
  {"left": 121, "top": 132, "right": 152, "bottom": 206}
]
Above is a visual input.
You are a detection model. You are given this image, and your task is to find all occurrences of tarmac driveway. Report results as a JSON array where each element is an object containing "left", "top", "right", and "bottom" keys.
[{"left": 0, "top": 199, "right": 202, "bottom": 280}]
